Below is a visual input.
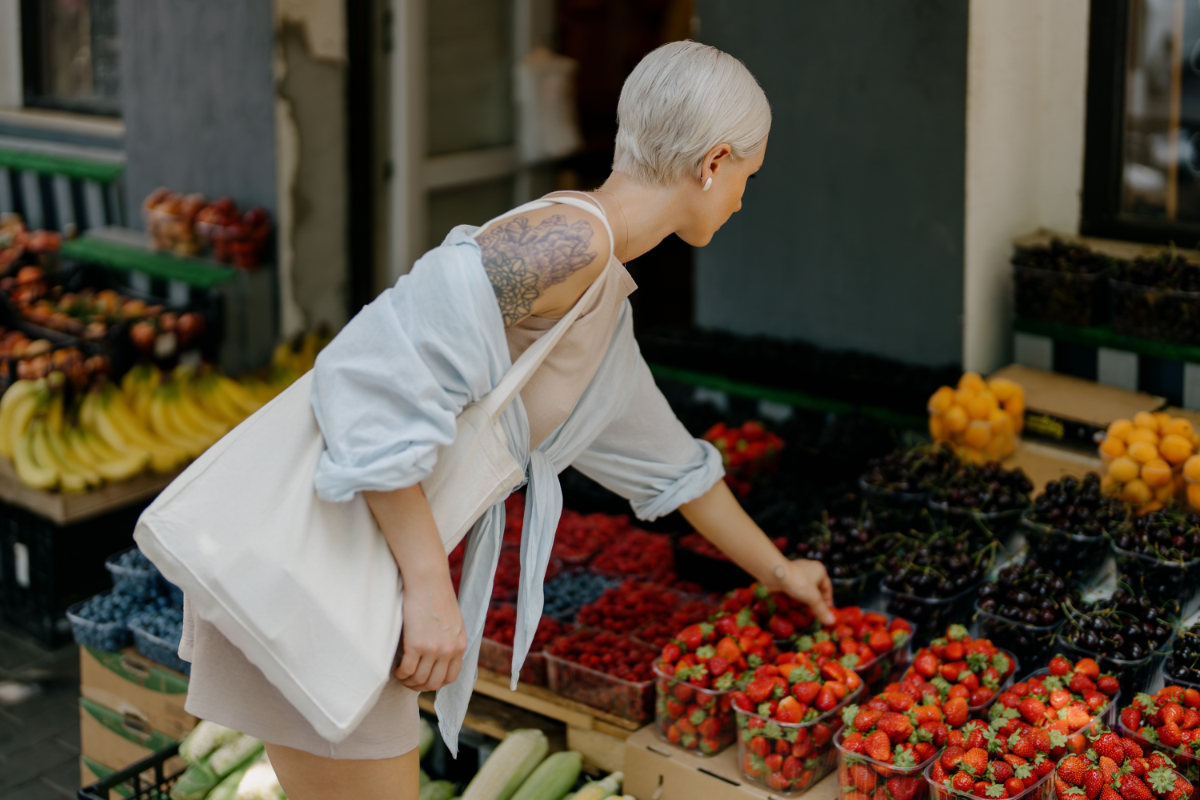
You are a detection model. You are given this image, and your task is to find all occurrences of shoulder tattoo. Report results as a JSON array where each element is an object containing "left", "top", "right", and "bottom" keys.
[{"left": 477, "top": 214, "right": 598, "bottom": 327}]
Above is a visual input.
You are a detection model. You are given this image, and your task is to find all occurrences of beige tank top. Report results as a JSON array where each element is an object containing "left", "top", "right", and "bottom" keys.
[{"left": 499, "top": 192, "right": 638, "bottom": 448}]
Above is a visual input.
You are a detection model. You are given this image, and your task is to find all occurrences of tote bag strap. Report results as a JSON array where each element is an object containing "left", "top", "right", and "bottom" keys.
[{"left": 473, "top": 194, "right": 616, "bottom": 423}]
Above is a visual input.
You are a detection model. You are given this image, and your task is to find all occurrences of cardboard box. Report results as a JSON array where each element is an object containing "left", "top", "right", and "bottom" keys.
[
  {"left": 79, "top": 646, "right": 196, "bottom": 741},
  {"left": 79, "top": 697, "right": 183, "bottom": 779},
  {"left": 990, "top": 364, "right": 1164, "bottom": 450},
  {"left": 623, "top": 724, "right": 839, "bottom": 800},
  {"left": 1002, "top": 440, "right": 1104, "bottom": 495}
]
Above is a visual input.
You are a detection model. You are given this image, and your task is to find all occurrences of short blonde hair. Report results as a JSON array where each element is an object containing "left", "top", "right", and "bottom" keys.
[{"left": 613, "top": 41, "right": 771, "bottom": 187}]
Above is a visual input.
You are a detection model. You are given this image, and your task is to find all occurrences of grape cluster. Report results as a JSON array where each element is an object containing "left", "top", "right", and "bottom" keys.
[
  {"left": 977, "top": 559, "right": 1077, "bottom": 627},
  {"left": 860, "top": 444, "right": 957, "bottom": 495},
  {"left": 1164, "top": 623, "right": 1200, "bottom": 684},
  {"left": 1028, "top": 474, "right": 1122, "bottom": 537},
  {"left": 793, "top": 513, "right": 888, "bottom": 579},
  {"left": 1060, "top": 592, "right": 1173, "bottom": 661},
  {"left": 929, "top": 461, "right": 1033, "bottom": 513}
]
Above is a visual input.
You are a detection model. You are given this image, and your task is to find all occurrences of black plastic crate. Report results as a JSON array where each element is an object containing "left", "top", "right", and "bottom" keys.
[
  {"left": 78, "top": 743, "right": 182, "bottom": 799},
  {"left": 0, "top": 498, "right": 151, "bottom": 646}
]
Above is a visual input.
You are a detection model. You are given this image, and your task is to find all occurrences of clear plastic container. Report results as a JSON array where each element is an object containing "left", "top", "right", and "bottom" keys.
[
  {"left": 882, "top": 580, "right": 984, "bottom": 647},
  {"left": 104, "top": 548, "right": 160, "bottom": 603},
  {"left": 974, "top": 600, "right": 1063, "bottom": 674},
  {"left": 654, "top": 664, "right": 735, "bottom": 757},
  {"left": 1019, "top": 514, "right": 1108, "bottom": 583},
  {"left": 1110, "top": 542, "right": 1200, "bottom": 620},
  {"left": 736, "top": 685, "right": 862, "bottom": 795},
  {"left": 545, "top": 634, "right": 658, "bottom": 722},
  {"left": 1112, "top": 278, "right": 1200, "bottom": 346},
  {"left": 1014, "top": 263, "right": 1112, "bottom": 327},
  {"left": 835, "top": 726, "right": 939, "bottom": 800},
  {"left": 1119, "top": 721, "right": 1200, "bottom": 782},
  {"left": 842, "top": 612, "right": 913, "bottom": 695},
  {"left": 66, "top": 596, "right": 133, "bottom": 652},
  {"left": 127, "top": 616, "right": 189, "bottom": 676},
  {"left": 1010, "top": 668, "right": 1120, "bottom": 729},
  {"left": 479, "top": 637, "right": 549, "bottom": 686},
  {"left": 929, "top": 757, "right": 1053, "bottom": 800}
]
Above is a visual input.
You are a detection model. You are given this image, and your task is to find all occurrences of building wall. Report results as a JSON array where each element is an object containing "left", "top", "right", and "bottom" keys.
[
  {"left": 117, "top": 0, "right": 278, "bottom": 218},
  {"left": 964, "top": 0, "right": 1090, "bottom": 373},
  {"left": 693, "top": 0, "right": 968, "bottom": 367}
]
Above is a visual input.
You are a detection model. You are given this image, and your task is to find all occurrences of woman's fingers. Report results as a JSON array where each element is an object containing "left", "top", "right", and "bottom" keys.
[
  {"left": 445, "top": 652, "right": 463, "bottom": 687},
  {"left": 395, "top": 650, "right": 422, "bottom": 682},
  {"left": 401, "top": 652, "right": 436, "bottom": 690},
  {"left": 418, "top": 659, "right": 450, "bottom": 693}
]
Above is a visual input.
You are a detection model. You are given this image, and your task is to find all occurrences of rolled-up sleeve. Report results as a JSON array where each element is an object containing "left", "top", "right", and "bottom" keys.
[
  {"left": 310, "top": 242, "right": 509, "bottom": 502},
  {"left": 570, "top": 356, "right": 724, "bottom": 520}
]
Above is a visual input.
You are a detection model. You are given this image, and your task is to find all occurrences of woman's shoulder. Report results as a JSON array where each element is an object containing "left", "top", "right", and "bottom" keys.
[{"left": 475, "top": 195, "right": 613, "bottom": 327}]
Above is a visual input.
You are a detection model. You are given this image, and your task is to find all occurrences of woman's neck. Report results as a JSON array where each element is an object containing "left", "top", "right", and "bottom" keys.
[{"left": 592, "top": 173, "right": 688, "bottom": 263}]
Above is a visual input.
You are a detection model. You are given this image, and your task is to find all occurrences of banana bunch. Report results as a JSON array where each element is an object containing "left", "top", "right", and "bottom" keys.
[{"left": 271, "top": 328, "right": 331, "bottom": 376}]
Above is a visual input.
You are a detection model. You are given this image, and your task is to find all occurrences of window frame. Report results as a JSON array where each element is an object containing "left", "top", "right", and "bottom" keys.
[
  {"left": 19, "top": 0, "right": 122, "bottom": 118},
  {"left": 1081, "top": 0, "right": 1200, "bottom": 245}
]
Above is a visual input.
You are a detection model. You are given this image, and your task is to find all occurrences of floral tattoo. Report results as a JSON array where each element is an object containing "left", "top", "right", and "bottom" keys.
[{"left": 478, "top": 215, "right": 597, "bottom": 326}]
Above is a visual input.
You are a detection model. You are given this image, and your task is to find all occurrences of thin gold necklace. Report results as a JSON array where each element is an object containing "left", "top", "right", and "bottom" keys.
[{"left": 594, "top": 189, "right": 630, "bottom": 261}]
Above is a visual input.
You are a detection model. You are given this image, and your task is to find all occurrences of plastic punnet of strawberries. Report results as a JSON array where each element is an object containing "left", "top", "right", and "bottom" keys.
[
  {"left": 1119, "top": 685, "right": 1200, "bottom": 777},
  {"left": 634, "top": 598, "right": 722, "bottom": 650},
  {"left": 989, "top": 655, "right": 1120, "bottom": 735},
  {"left": 792, "top": 606, "right": 913, "bottom": 693},
  {"left": 905, "top": 625, "right": 1018, "bottom": 712},
  {"left": 479, "top": 604, "right": 573, "bottom": 686},
  {"left": 731, "top": 652, "right": 862, "bottom": 794},
  {"left": 928, "top": 718, "right": 1058, "bottom": 800},
  {"left": 702, "top": 420, "right": 785, "bottom": 499},
  {"left": 836, "top": 684, "right": 958, "bottom": 800},
  {"left": 1054, "top": 730, "right": 1194, "bottom": 800},
  {"left": 721, "top": 583, "right": 818, "bottom": 641},
  {"left": 654, "top": 612, "right": 773, "bottom": 756}
]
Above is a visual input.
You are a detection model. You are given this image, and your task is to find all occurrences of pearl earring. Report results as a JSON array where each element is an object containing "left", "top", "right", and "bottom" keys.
[{"left": 703, "top": 177, "right": 712, "bottom": 192}]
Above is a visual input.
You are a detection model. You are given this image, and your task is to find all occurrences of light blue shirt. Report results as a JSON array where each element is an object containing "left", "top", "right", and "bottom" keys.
[{"left": 310, "top": 225, "right": 723, "bottom": 753}]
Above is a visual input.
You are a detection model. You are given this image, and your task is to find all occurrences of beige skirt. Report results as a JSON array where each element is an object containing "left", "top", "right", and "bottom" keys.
[{"left": 180, "top": 599, "right": 421, "bottom": 760}]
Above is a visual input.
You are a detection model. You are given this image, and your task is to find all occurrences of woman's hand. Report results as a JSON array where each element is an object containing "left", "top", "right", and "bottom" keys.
[
  {"left": 680, "top": 480, "right": 836, "bottom": 626},
  {"left": 395, "top": 573, "right": 467, "bottom": 692},
  {"left": 364, "top": 484, "right": 467, "bottom": 693}
]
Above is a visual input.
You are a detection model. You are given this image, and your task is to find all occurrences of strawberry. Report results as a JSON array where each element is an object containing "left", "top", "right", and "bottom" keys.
[
  {"left": 953, "top": 773, "right": 976, "bottom": 793},
  {"left": 942, "top": 746, "right": 966, "bottom": 771},
  {"left": 990, "top": 761, "right": 1015, "bottom": 783},
  {"left": 1185, "top": 688, "right": 1200, "bottom": 710},
  {"left": 1027, "top": 728, "right": 1052, "bottom": 754},
  {"left": 850, "top": 763, "right": 878, "bottom": 792},
  {"left": 962, "top": 748, "right": 990, "bottom": 777},
  {"left": 776, "top": 696, "right": 805, "bottom": 724},
  {"left": 1183, "top": 708, "right": 1200, "bottom": 731},
  {"left": 854, "top": 707, "right": 883, "bottom": 731},
  {"left": 1102, "top": 787, "right": 1123, "bottom": 800},
  {"left": 913, "top": 651, "right": 939, "bottom": 679},
  {"left": 1070, "top": 673, "right": 1098, "bottom": 694},
  {"left": 1122, "top": 707, "right": 1144, "bottom": 732},
  {"left": 878, "top": 713, "right": 914, "bottom": 744},
  {"left": 1098, "top": 675, "right": 1120, "bottom": 696},
  {"left": 1119, "top": 774, "right": 1152, "bottom": 800},
  {"left": 864, "top": 730, "right": 892, "bottom": 762},
  {"left": 1074, "top": 658, "right": 1100, "bottom": 678},
  {"left": 1160, "top": 722, "right": 1184, "bottom": 748},
  {"left": 1006, "top": 777, "right": 1029, "bottom": 797},
  {"left": 677, "top": 625, "right": 706, "bottom": 651},
  {"left": 868, "top": 630, "right": 894, "bottom": 654},
  {"left": 1010, "top": 736, "right": 1036, "bottom": 760},
  {"left": 794, "top": 681, "right": 822, "bottom": 704},
  {"left": 1049, "top": 655, "right": 1072, "bottom": 676},
  {"left": 1083, "top": 769, "right": 1105, "bottom": 800},
  {"left": 842, "top": 731, "right": 865, "bottom": 754},
  {"left": 1121, "top": 738, "right": 1144, "bottom": 760},
  {"left": 915, "top": 742, "right": 938, "bottom": 762},
  {"left": 887, "top": 775, "right": 924, "bottom": 800},
  {"left": 1095, "top": 732, "right": 1126, "bottom": 765},
  {"left": 746, "top": 676, "right": 775, "bottom": 704},
  {"left": 815, "top": 686, "right": 837, "bottom": 712},
  {"left": 1162, "top": 702, "right": 1186, "bottom": 727},
  {"left": 1051, "top": 689, "right": 1072, "bottom": 710},
  {"left": 945, "top": 697, "right": 970, "bottom": 728},
  {"left": 1019, "top": 697, "right": 1048, "bottom": 725},
  {"left": 1059, "top": 755, "right": 1086, "bottom": 786}
]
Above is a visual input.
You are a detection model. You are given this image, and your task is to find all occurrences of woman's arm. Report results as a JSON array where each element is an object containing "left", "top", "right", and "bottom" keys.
[
  {"left": 364, "top": 485, "right": 466, "bottom": 693},
  {"left": 680, "top": 480, "right": 836, "bottom": 626}
]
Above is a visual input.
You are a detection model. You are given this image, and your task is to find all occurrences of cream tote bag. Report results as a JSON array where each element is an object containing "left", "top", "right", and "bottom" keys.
[{"left": 134, "top": 195, "right": 613, "bottom": 744}]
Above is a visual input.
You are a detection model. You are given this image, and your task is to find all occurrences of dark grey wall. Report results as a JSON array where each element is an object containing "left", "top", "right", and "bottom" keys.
[
  {"left": 694, "top": 0, "right": 967, "bottom": 367},
  {"left": 118, "top": 0, "right": 277, "bottom": 223}
]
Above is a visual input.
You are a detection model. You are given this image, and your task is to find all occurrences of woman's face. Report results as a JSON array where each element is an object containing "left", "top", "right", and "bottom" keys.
[{"left": 678, "top": 137, "right": 767, "bottom": 247}]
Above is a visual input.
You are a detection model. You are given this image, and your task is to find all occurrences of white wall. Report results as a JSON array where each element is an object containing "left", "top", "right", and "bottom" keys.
[
  {"left": 964, "top": 0, "right": 1091, "bottom": 373},
  {"left": 0, "top": 0, "right": 21, "bottom": 107}
]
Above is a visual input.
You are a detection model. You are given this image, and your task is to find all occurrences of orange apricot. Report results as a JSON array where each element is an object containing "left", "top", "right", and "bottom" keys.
[
  {"left": 958, "top": 372, "right": 987, "bottom": 394},
  {"left": 987, "top": 377, "right": 1020, "bottom": 402},
  {"left": 928, "top": 386, "right": 956, "bottom": 414},
  {"left": 1107, "top": 419, "right": 1134, "bottom": 442},
  {"left": 1109, "top": 456, "right": 1140, "bottom": 484},
  {"left": 967, "top": 393, "right": 999, "bottom": 421},
  {"left": 943, "top": 405, "right": 969, "bottom": 434},
  {"left": 1134, "top": 411, "right": 1160, "bottom": 432},
  {"left": 955, "top": 387, "right": 978, "bottom": 409},
  {"left": 1165, "top": 418, "right": 1196, "bottom": 439},
  {"left": 1101, "top": 473, "right": 1117, "bottom": 493},
  {"left": 1155, "top": 482, "right": 1177, "bottom": 503},
  {"left": 1123, "top": 479, "right": 1153, "bottom": 505},
  {"left": 1127, "top": 440, "right": 1160, "bottom": 465},
  {"left": 1099, "top": 437, "right": 1126, "bottom": 460},
  {"left": 1141, "top": 459, "right": 1173, "bottom": 487},
  {"left": 989, "top": 408, "right": 1013, "bottom": 436},
  {"left": 964, "top": 420, "right": 992, "bottom": 449},
  {"left": 1127, "top": 427, "right": 1160, "bottom": 447},
  {"left": 1160, "top": 434, "right": 1194, "bottom": 466},
  {"left": 1153, "top": 412, "right": 1174, "bottom": 433},
  {"left": 1189, "top": 481, "right": 1200, "bottom": 511},
  {"left": 1137, "top": 499, "right": 1164, "bottom": 515},
  {"left": 1003, "top": 395, "right": 1025, "bottom": 418},
  {"left": 1185, "top": 455, "right": 1200, "bottom": 483}
]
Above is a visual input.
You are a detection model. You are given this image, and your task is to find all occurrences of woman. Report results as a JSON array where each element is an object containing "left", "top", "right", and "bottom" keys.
[{"left": 180, "top": 41, "right": 835, "bottom": 799}]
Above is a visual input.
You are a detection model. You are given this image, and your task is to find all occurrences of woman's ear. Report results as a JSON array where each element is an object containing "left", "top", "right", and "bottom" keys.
[{"left": 702, "top": 143, "right": 734, "bottom": 181}]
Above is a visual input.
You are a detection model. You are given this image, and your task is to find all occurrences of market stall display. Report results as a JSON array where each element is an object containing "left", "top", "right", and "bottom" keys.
[
  {"left": 927, "top": 373, "right": 1025, "bottom": 464},
  {"left": 1118, "top": 686, "right": 1200, "bottom": 781},
  {"left": 1051, "top": 730, "right": 1194, "bottom": 800}
]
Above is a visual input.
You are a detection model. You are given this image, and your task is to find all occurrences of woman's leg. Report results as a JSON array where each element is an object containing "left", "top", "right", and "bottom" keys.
[{"left": 265, "top": 742, "right": 420, "bottom": 800}]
